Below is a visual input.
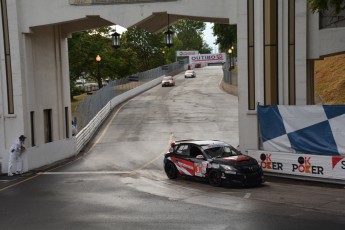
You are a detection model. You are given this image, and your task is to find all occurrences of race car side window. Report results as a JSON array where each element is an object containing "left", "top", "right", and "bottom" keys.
[
  {"left": 176, "top": 144, "right": 190, "bottom": 156},
  {"left": 190, "top": 146, "right": 203, "bottom": 158}
]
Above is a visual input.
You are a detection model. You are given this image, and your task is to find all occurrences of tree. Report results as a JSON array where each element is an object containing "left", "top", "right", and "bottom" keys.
[
  {"left": 68, "top": 27, "right": 141, "bottom": 94},
  {"left": 68, "top": 27, "right": 115, "bottom": 89},
  {"left": 172, "top": 19, "right": 212, "bottom": 54},
  {"left": 213, "top": 24, "right": 237, "bottom": 54},
  {"left": 308, "top": 0, "right": 345, "bottom": 14},
  {"left": 121, "top": 27, "right": 165, "bottom": 71}
]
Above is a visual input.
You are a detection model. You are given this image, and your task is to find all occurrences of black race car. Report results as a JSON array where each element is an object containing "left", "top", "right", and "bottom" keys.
[{"left": 163, "top": 140, "right": 264, "bottom": 187}]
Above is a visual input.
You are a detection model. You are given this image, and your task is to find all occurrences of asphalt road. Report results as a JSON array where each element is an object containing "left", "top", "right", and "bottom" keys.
[{"left": 1, "top": 66, "right": 345, "bottom": 230}]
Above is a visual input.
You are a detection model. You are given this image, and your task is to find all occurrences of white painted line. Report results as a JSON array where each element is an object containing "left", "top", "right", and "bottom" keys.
[
  {"left": 38, "top": 171, "right": 133, "bottom": 175},
  {"left": 243, "top": 193, "right": 251, "bottom": 199}
]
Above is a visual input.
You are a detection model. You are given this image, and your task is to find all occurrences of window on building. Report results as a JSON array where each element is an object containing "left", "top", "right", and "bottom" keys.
[
  {"left": 288, "top": 0, "right": 296, "bottom": 105},
  {"left": 65, "top": 107, "right": 69, "bottom": 138},
  {"left": 30, "top": 111, "right": 35, "bottom": 146},
  {"left": 44, "top": 109, "right": 52, "bottom": 143},
  {"left": 264, "top": 0, "right": 279, "bottom": 105},
  {"left": 1, "top": 0, "right": 14, "bottom": 114},
  {"left": 248, "top": 0, "right": 255, "bottom": 110}
]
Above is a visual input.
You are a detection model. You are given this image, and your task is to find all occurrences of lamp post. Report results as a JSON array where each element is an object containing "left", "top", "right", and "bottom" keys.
[
  {"left": 111, "top": 30, "right": 121, "bottom": 49},
  {"left": 165, "top": 14, "right": 174, "bottom": 48},
  {"left": 162, "top": 50, "right": 166, "bottom": 64},
  {"left": 96, "top": 54, "right": 102, "bottom": 89},
  {"left": 228, "top": 48, "right": 233, "bottom": 70}
]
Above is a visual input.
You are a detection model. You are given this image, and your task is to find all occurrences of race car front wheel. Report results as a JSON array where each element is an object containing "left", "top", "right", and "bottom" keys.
[
  {"left": 165, "top": 161, "right": 178, "bottom": 179},
  {"left": 208, "top": 170, "right": 222, "bottom": 187}
]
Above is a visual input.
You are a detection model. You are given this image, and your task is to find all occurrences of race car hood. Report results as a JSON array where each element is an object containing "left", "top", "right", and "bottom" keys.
[{"left": 212, "top": 155, "right": 256, "bottom": 165}]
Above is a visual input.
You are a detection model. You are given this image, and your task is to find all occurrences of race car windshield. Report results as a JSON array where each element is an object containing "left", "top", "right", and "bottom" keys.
[{"left": 203, "top": 146, "right": 241, "bottom": 158}]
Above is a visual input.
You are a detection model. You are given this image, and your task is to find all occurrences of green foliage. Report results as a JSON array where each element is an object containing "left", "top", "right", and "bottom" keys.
[
  {"left": 308, "top": 0, "right": 345, "bottom": 14},
  {"left": 172, "top": 19, "right": 212, "bottom": 54},
  {"left": 68, "top": 21, "right": 214, "bottom": 97},
  {"left": 213, "top": 24, "right": 237, "bottom": 54},
  {"left": 121, "top": 27, "right": 165, "bottom": 71},
  {"left": 68, "top": 26, "right": 139, "bottom": 93}
]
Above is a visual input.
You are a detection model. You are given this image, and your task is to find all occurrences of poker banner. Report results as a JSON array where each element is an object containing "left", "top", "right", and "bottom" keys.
[{"left": 248, "top": 150, "right": 345, "bottom": 180}]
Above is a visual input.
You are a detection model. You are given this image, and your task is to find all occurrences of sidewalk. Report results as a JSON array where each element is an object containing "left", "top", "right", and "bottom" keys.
[{"left": 221, "top": 70, "right": 238, "bottom": 96}]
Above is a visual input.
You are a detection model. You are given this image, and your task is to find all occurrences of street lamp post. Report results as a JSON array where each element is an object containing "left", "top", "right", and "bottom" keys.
[
  {"left": 162, "top": 50, "right": 166, "bottom": 64},
  {"left": 228, "top": 48, "right": 233, "bottom": 70},
  {"left": 165, "top": 14, "right": 174, "bottom": 48},
  {"left": 111, "top": 30, "right": 121, "bottom": 49},
  {"left": 96, "top": 54, "right": 102, "bottom": 89}
]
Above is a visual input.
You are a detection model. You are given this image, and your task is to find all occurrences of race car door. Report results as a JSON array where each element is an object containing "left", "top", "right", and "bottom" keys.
[
  {"left": 189, "top": 145, "right": 208, "bottom": 178},
  {"left": 171, "top": 144, "right": 196, "bottom": 176}
]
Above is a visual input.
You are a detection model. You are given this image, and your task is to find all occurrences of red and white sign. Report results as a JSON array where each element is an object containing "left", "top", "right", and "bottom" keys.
[
  {"left": 247, "top": 150, "right": 345, "bottom": 181},
  {"left": 189, "top": 53, "right": 226, "bottom": 64},
  {"left": 176, "top": 51, "right": 199, "bottom": 57}
]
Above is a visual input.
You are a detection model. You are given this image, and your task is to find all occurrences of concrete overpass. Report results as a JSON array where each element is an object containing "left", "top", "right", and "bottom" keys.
[{"left": 1, "top": 0, "right": 345, "bottom": 175}]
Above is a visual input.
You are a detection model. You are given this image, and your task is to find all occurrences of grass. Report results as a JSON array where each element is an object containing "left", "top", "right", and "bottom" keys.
[{"left": 314, "top": 53, "right": 345, "bottom": 104}]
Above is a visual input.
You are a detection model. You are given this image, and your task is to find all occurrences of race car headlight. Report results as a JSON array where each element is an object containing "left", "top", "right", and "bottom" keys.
[{"left": 221, "top": 164, "right": 237, "bottom": 174}]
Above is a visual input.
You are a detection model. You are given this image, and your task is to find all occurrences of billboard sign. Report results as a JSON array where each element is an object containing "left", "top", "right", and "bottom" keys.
[
  {"left": 176, "top": 51, "right": 199, "bottom": 57},
  {"left": 248, "top": 150, "right": 345, "bottom": 180},
  {"left": 189, "top": 53, "right": 226, "bottom": 64}
]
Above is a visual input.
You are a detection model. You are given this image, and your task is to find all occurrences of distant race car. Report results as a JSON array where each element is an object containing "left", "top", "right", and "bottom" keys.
[
  {"left": 163, "top": 140, "right": 264, "bottom": 187},
  {"left": 184, "top": 70, "right": 196, "bottom": 78},
  {"left": 161, "top": 76, "right": 175, "bottom": 87}
]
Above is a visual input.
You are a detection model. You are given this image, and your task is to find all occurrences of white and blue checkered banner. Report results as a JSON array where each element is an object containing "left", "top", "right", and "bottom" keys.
[{"left": 258, "top": 105, "right": 345, "bottom": 156}]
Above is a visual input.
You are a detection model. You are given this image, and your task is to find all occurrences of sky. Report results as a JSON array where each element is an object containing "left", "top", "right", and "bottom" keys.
[
  {"left": 115, "top": 22, "right": 217, "bottom": 53},
  {"left": 203, "top": 23, "right": 217, "bottom": 53}
]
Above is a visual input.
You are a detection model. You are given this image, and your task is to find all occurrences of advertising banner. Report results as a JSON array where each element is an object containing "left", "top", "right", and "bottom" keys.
[
  {"left": 176, "top": 51, "right": 199, "bottom": 57},
  {"left": 189, "top": 53, "right": 226, "bottom": 64},
  {"left": 247, "top": 150, "right": 345, "bottom": 180}
]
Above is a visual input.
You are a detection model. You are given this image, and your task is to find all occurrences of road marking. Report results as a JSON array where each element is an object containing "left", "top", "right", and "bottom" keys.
[
  {"left": 84, "top": 101, "right": 131, "bottom": 156},
  {"left": 244, "top": 193, "right": 251, "bottom": 199},
  {"left": 0, "top": 175, "right": 40, "bottom": 192},
  {"left": 38, "top": 171, "right": 133, "bottom": 175},
  {"left": 132, "top": 132, "right": 174, "bottom": 172}
]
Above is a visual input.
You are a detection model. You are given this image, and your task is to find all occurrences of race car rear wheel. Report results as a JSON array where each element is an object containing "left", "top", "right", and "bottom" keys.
[
  {"left": 165, "top": 161, "right": 178, "bottom": 179},
  {"left": 208, "top": 170, "right": 222, "bottom": 187}
]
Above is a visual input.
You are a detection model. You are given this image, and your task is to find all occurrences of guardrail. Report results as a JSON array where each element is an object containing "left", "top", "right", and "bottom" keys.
[{"left": 75, "top": 77, "right": 164, "bottom": 154}]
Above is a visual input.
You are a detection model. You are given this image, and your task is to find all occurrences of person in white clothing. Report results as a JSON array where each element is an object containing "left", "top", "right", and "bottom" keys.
[{"left": 8, "top": 135, "right": 26, "bottom": 176}]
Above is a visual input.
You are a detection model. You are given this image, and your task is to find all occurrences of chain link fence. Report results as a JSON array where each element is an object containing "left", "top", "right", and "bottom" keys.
[{"left": 74, "top": 59, "right": 188, "bottom": 130}]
